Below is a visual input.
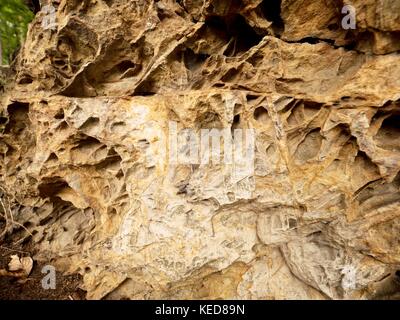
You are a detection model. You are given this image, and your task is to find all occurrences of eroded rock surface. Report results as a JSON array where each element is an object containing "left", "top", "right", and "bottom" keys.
[{"left": 1, "top": 0, "right": 400, "bottom": 299}]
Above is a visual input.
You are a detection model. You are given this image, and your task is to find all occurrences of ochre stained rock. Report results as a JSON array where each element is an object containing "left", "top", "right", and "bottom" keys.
[{"left": 1, "top": 0, "right": 400, "bottom": 300}]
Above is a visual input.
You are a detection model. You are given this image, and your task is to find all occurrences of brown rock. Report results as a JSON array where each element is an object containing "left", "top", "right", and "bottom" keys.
[{"left": 1, "top": 0, "right": 399, "bottom": 300}]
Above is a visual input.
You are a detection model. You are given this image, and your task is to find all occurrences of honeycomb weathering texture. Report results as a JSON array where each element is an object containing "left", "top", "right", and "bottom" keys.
[{"left": 1, "top": 0, "right": 400, "bottom": 299}]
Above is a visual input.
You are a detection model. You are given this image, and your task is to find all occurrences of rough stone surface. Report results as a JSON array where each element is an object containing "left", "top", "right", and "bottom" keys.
[{"left": 1, "top": 0, "right": 400, "bottom": 299}]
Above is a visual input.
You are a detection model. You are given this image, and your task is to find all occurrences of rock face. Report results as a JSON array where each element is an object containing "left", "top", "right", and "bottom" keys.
[{"left": 1, "top": 0, "right": 400, "bottom": 300}]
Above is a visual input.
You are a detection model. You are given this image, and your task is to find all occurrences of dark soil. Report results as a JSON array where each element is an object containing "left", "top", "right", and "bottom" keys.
[{"left": 0, "top": 235, "right": 86, "bottom": 300}]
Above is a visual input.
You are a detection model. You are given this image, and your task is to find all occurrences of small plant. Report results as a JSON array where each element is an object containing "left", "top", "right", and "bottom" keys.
[{"left": 0, "top": 0, "right": 34, "bottom": 65}]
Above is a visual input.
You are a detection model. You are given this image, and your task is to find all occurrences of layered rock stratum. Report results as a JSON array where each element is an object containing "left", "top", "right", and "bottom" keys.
[{"left": 1, "top": 0, "right": 400, "bottom": 299}]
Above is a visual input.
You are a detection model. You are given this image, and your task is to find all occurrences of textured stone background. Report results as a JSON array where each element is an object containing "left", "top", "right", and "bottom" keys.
[{"left": 0, "top": 0, "right": 400, "bottom": 299}]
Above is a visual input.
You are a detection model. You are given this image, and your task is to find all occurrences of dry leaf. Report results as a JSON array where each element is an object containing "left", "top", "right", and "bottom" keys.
[
  {"left": 8, "top": 255, "right": 33, "bottom": 276},
  {"left": 8, "top": 255, "right": 22, "bottom": 272},
  {"left": 20, "top": 257, "right": 33, "bottom": 276}
]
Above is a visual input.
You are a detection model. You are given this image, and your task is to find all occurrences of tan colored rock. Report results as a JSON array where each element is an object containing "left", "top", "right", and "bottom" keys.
[{"left": 0, "top": 0, "right": 399, "bottom": 300}]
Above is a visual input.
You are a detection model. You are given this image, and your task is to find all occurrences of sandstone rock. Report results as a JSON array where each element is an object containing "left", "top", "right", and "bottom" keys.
[{"left": 0, "top": 0, "right": 399, "bottom": 300}]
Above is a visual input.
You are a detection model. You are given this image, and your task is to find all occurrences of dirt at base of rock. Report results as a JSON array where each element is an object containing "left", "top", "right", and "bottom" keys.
[{"left": 0, "top": 239, "right": 86, "bottom": 300}]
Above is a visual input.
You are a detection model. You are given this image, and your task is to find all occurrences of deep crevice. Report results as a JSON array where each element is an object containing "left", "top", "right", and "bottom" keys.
[
  {"left": 4, "top": 102, "right": 30, "bottom": 135},
  {"left": 205, "top": 14, "right": 263, "bottom": 56},
  {"left": 38, "top": 179, "right": 69, "bottom": 198},
  {"left": 260, "top": 0, "right": 284, "bottom": 36},
  {"left": 183, "top": 48, "right": 209, "bottom": 72}
]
